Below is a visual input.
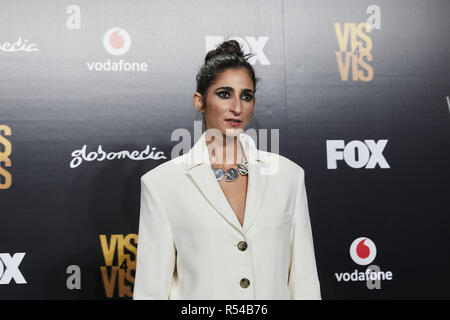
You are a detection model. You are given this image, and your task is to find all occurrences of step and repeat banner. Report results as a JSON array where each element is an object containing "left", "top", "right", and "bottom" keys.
[{"left": 0, "top": 0, "right": 449, "bottom": 299}]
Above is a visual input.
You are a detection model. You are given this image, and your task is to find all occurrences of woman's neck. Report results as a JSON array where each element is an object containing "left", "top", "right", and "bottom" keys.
[{"left": 205, "top": 132, "right": 246, "bottom": 168}]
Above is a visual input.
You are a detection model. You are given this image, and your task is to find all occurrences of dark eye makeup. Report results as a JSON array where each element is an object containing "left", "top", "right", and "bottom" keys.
[{"left": 215, "top": 90, "right": 254, "bottom": 101}]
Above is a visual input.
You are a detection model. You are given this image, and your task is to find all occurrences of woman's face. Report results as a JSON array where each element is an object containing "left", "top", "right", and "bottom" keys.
[{"left": 195, "top": 67, "right": 255, "bottom": 137}]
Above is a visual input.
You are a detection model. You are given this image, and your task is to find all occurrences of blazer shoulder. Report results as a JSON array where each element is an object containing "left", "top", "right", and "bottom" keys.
[
  {"left": 259, "top": 150, "right": 305, "bottom": 179},
  {"left": 141, "top": 154, "right": 187, "bottom": 185}
]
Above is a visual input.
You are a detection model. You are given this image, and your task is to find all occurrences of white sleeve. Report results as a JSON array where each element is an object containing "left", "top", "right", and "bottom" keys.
[
  {"left": 133, "top": 176, "right": 176, "bottom": 300},
  {"left": 288, "top": 168, "right": 321, "bottom": 300}
]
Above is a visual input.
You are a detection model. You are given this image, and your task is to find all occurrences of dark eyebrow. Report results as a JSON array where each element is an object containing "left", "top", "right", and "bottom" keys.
[{"left": 214, "top": 86, "right": 254, "bottom": 94}]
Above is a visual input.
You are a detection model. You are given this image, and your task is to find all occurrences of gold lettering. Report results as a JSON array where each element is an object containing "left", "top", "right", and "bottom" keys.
[
  {"left": 336, "top": 52, "right": 352, "bottom": 80},
  {"left": 334, "top": 23, "right": 352, "bottom": 52},
  {"left": 0, "top": 125, "right": 12, "bottom": 190},
  {"left": 100, "top": 233, "right": 138, "bottom": 298},
  {"left": 116, "top": 234, "right": 126, "bottom": 267},
  {"left": 350, "top": 23, "right": 360, "bottom": 52},
  {"left": 100, "top": 234, "right": 120, "bottom": 266},
  {"left": 335, "top": 22, "right": 373, "bottom": 82},
  {"left": 358, "top": 52, "right": 374, "bottom": 81},
  {"left": 352, "top": 52, "right": 359, "bottom": 81},
  {"left": 100, "top": 266, "right": 118, "bottom": 298},
  {"left": 124, "top": 233, "right": 138, "bottom": 262},
  {"left": 356, "top": 23, "right": 372, "bottom": 52},
  {"left": 118, "top": 269, "right": 133, "bottom": 298}
]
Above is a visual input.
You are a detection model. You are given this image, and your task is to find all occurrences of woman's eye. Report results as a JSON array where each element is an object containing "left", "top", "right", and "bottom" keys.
[
  {"left": 241, "top": 94, "right": 253, "bottom": 101},
  {"left": 216, "top": 91, "right": 253, "bottom": 101},
  {"left": 217, "top": 91, "right": 230, "bottom": 98}
]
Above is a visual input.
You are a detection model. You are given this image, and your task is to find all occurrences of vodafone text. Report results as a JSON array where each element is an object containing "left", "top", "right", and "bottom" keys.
[
  {"left": 335, "top": 268, "right": 393, "bottom": 282},
  {"left": 86, "top": 60, "right": 148, "bottom": 72}
]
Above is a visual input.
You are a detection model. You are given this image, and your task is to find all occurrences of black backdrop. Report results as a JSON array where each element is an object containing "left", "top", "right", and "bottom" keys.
[{"left": 0, "top": 0, "right": 449, "bottom": 299}]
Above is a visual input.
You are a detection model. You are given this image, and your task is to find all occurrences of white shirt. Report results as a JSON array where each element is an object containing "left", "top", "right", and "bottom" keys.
[{"left": 133, "top": 131, "right": 321, "bottom": 299}]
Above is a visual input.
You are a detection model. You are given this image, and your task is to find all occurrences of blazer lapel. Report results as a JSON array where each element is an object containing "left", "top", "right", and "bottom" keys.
[
  {"left": 187, "top": 164, "right": 244, "bottom": 231},
  {"left": 184, "top": 131, "right": 270, "bottom": 233},
  {"left": 242, "top": 156, "right": 269, "bottom": 232}
]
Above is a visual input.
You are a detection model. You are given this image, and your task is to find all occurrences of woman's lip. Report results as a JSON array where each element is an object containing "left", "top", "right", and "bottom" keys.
[{"left": 225, "top": 119, "right": 242, "bottom": 126}]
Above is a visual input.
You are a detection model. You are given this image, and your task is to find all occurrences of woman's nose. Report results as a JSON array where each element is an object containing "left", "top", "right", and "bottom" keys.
[{"left": 230, "top": 94, "right": 242, "bottom": 113}]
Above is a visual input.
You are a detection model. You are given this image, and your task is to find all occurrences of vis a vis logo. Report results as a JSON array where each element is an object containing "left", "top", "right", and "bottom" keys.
[
  {"left": 334, "top": 5, "right": 381, "bottom": 81},
  {"left": 100, "top": 234, "right": 137, "bottom": 298}
]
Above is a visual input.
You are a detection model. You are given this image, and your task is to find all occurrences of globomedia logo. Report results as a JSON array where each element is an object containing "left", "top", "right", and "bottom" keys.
[
  {"left": 86, "top": 27, "right": 148, "bottom": 72},
  {"left": 0, "top": 37, "right": 38, "bottom": 53},
  {"left": 335, "top": 237, "right": 394, "bottom": 289},
  {"left": 69, "top": 144, "right": 167, "bottom": 169}
]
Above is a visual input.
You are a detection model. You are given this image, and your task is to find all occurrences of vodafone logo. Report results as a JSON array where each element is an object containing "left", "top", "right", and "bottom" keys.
[
  {"left": 335, "top": 237, "right": 393, "bottom": 288},
  {"left": 350, "top": 237, "right": 377, "bottom": 265},
  {"left": 86, "top": 27, "right": 147, "bottom": 72},
  {"left": 103, "top": 28, "right": 131, "bottom": 56}
]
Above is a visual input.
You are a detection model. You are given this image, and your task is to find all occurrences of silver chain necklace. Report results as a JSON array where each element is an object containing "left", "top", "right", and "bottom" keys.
[{"left": 212, "top": 160, "right": 248, "bottom": 182}]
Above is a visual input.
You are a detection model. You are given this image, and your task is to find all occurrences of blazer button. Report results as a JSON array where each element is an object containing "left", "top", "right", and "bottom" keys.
[
  {"left": 240, "top": 278, "right": 250, "bottom": 288},
  {"left": 237, "top": 241, "right": 248, "bottom": 251}
]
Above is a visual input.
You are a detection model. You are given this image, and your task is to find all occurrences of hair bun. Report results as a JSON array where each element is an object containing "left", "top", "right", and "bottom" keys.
[{"left": 205, "top": 40, "right": 245, "bottom": 63}]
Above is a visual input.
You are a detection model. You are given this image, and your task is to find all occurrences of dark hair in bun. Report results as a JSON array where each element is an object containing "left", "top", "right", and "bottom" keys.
[
  {"left": 204, "top": 40, "right": 249, "bottom": 64},
  {"left": 196, "top": 40, "right": 260, "bottom": 106}
]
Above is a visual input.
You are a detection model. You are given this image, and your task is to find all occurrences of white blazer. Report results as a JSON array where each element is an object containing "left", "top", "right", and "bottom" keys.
[{"left": 133, "top": 131, "right": 321, "bottom": 300}]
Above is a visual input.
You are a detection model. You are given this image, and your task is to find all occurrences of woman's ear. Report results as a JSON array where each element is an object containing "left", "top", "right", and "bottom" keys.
[{"left": 193, "top": 92, "right": 206, "bottom": 114}]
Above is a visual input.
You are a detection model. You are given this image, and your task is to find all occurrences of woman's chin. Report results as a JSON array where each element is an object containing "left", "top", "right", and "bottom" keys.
[{"left": 223, "top": 127, "right": 244, "bottom": 137}]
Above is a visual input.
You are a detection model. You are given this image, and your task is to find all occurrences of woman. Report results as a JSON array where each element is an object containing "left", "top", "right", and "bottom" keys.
[{"left": 133, "top": 40, "right": 321, "bottom": 300}]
